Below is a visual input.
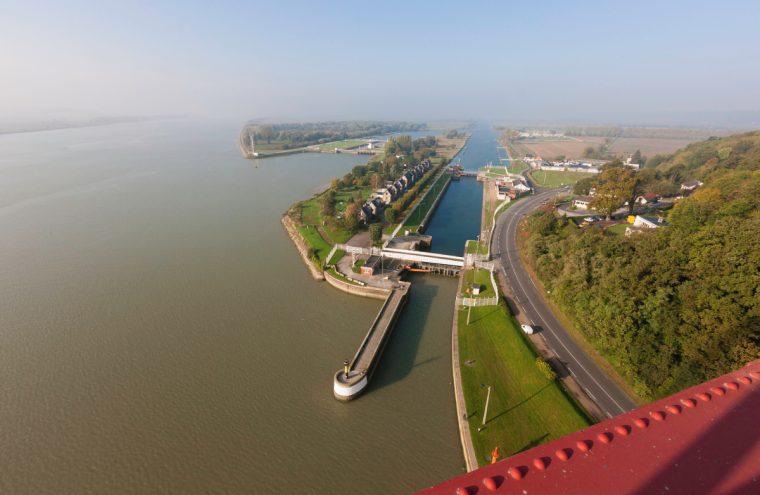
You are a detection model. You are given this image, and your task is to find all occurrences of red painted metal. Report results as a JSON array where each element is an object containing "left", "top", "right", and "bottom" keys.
[{"left": 415, "top": 360, "right": 760, "bottom": 495}]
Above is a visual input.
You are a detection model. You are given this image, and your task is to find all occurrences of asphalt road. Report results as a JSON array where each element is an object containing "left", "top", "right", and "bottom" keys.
[{"left": 492, "top": 189, "right": 637, "bottom": 417}]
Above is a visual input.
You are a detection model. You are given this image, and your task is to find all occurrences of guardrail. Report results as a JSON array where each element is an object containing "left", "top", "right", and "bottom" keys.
[{"left": 455, "top": 296, "right": 499, "bottom": 307}]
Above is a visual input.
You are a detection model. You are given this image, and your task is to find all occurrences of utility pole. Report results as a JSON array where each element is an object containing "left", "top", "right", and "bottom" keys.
[{"left": 482, "top": 385, "right": 492, "bottom": 426}]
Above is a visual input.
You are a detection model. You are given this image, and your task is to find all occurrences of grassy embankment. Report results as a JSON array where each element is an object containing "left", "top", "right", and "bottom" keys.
[
  {"left": 464, "top": 239, "right": 488, "bottom": 256},
  {"left": 529, "top": 169, "right": 595, "bottom": 188},
  {"left": 398, "top": 168, "right": 450, "bottom": 233},
  {"left": 458, "top": 302, "right": 592, "bottom": 463}
]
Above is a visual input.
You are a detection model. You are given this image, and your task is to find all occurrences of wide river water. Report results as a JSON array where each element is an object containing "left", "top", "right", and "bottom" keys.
[{"left": 0, "top": 119, "right": 496, "bottom": 493}]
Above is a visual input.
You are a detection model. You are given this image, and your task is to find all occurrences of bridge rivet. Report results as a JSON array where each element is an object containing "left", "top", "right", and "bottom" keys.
[
  {"left": 682, "top": 398, "right": 697, "bottom": 408},
  {"left": 615, "top": 425, "right": 630, "bottom": 436},
  {"left": 634, "top": 418, "right": 649, "bottom": 428},
  {"left": 555, "top": 449, "right": 570, "bottom": 461},
  {"left": 666, "top": 405, "right": 681, "bottom": 415},
  {"left": 711, "top": 386, "right": 725, "bottom": 396},
  {"left": 508, "top": 467, "right": 524, "bottom": 480},
  {"left": 533, "top": 457, "right": 547, "bottom": 470},
  {"left": 738, "top": 376, "right": 751, "bottom": 385},
  {"left": 725, "top": 381, "right": 739, "bottom": 391},
  {"left": 651, "top": 411, "right": 665, "bottom": 421},
  {"left": 482, "top": 477, "right": 498, "bottom": 491},
  {"left": 697, "top": 392, "right": 711, "bottom": 402},
  {"left": 577, "top": 440, "right": 591, "bottom": 452},
  {"left": 597, "top": 432, "right": 612, "bottom": 444}
]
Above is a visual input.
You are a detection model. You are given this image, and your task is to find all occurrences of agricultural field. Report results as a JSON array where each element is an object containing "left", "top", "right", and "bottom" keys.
[
  {"left": 517, "top": 137, "right": 606, "bottom": 160},
  {"left": 435, "top": 133, "right": 470, "bottom": 159},
  {"left": 608, "top": 137, "right": 701, "bottom": 157}
]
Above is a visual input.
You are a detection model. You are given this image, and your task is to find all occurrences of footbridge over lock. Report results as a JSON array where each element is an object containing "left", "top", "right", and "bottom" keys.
[{"left": 332, "top": 244, "right": 465, "bottom": 276}]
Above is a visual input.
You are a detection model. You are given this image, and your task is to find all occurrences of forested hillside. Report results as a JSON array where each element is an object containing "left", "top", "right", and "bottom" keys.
[{"left": 524, "top": 131, "right": 760, "bottom": 400}]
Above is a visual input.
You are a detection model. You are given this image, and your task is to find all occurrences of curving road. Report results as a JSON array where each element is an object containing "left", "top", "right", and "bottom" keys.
[{"left": 491, "top": 188, "right": 637, "bottom": 418}]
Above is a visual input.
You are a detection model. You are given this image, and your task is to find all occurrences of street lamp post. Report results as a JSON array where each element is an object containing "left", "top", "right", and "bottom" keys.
[{"left": 482, "top": 385, "right": 492, "bottom": 426}]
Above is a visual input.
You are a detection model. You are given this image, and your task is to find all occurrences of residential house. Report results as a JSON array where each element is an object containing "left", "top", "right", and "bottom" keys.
[
  {"left": 633, "top": 215, "right": 669, "bottom": 229},
  {"left": 635, "top": 192, "right": 659, "bottom": 205},
  {"left": 681, "top": 179, "right": 703, "bottom": 192},
  {"left": 573, "top": 195, "right": 593, "bottom": 210}
]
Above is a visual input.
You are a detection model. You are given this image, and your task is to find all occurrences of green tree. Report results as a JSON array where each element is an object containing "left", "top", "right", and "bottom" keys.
[
  {"left": 321, "top": 190, "right": 335, "bottom": 217},
  {"left": 370, "top": 173, "right": 383, "bottom": 190},
  {"left": 574, "top": 177, "right": 596, "bottom": 195},
  {"left": 590, "top": 166, "right": 637, "bottom": 219},
  {"left": 385, "top": 208, "right": 397, "bottom": 223},
  {"left": 369, "top": 223, "right": 383, "bottom": 245},
  {"left": 257, "top": 125, "right": 275, "bottom": 144}
]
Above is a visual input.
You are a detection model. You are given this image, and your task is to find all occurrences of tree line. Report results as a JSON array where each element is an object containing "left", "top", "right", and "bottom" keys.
[{"left": 525, "top": 131, "right": 760, "bottom": 400}]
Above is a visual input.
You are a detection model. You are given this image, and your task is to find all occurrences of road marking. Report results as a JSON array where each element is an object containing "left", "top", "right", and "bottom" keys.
[{"left": 498, "top": 193, "right": 628, "bottom": 415}]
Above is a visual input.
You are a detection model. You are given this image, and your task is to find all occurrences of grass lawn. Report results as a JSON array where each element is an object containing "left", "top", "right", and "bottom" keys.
[
  {"left": 326, "top": 249, "right": 346, "bottom": 266},
  {"left": 529, "top": 170, "right": 595, "bottom": 188},
  {"left": 506, "top": 160, "right": 529, "bottom": 174},
  {"left": 606, "top": 223, "right": 629, "bottom": 236},
  {"left": 465, "top": 240, "right": 488, "bottom": 256},
  {"left": 460, "top": 268, "right": 494, "bottom": 298},
  {"left": 401, "top": 172, "right": 450, "bottom": 232},
  {"left": 317, "top": 139, "right": 367, "bottom": 151},
  {"left": 297, "top": 225, "right": 331, "bottom": 266},
  {"left": 459, "top": 303, "right": 592, "bottom": 463}
]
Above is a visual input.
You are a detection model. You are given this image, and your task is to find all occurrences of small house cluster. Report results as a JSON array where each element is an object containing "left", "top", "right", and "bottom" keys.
[
  {"left": 523, "top": 157, "right": 602, "bottom": 174},
  {"left": 359, "top": 159, "right": 433, "bottom": 223},
  {"left": 495, "top": 176, "right": 531, "bottom": 200}
]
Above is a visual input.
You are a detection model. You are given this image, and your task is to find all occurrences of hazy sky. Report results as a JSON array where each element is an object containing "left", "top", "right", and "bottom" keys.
[{"left": 2, "top": 0, "right": 760, "bottom": 124}]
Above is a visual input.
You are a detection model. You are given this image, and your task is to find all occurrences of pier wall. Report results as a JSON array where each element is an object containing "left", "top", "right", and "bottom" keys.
[
  {"left": 323, "top": 270, "right": 391, "bottom": 300},
  {"left": 333, "top": 284, "right": 409, "bottom": 400}
]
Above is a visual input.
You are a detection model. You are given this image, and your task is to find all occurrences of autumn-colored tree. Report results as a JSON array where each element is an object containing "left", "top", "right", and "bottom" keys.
[
  {"left": 343, "top": 202, "right": 360, "bottom": 231},
  {"left": 590, "top": 165, "right": 637, "bottom": 219}
]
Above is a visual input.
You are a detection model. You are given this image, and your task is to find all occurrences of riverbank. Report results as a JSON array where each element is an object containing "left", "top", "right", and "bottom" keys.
[{"left": 281, "top": 215, "right": 325, "bottom": 280}]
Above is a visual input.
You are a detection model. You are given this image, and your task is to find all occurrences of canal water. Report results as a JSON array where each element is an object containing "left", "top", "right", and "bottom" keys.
[
  {"left": 425, "top": 122, "right": 500, "bottom": 256},
  {"left": 0, "top": 119, "right": 495, "bottom": 493}
]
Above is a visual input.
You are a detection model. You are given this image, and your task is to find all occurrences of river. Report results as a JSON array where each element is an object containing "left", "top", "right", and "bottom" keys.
[{"left": 0, "top": 119, "right": 497, "bottom": 493}]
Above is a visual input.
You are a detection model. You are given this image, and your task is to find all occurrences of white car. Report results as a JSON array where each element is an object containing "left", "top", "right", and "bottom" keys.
[{"left": 520, "top": 324, "right": 534, "bottom": 335}]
